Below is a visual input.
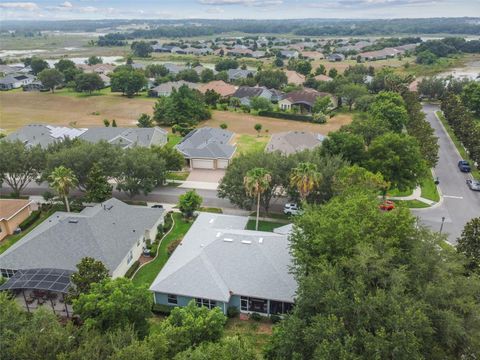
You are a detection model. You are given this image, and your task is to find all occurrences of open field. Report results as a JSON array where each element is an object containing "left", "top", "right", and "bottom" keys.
[{"left": 0, "top": 90, "right": 352, "bottom": 136}]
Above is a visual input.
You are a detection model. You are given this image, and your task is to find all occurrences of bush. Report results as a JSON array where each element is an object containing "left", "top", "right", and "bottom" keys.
[
  {"left": 123, "top": 200, "right": 148, "bottom": 206},
  {"left": 124, "top": 260, "right": 140, "bottom": 279},
  {"left": 152, "top": 303, "right": 174, "bottom": 315},
  {"left": 258, "top": 110, "right": 313, "bottom": 122},
  {"left": 227, "top": 306, "right": 240, "bottom": 318},
  {"left": 150, "top": 242, "right": 159, "bottom": 257},
  {"left": 250, "top": 312, "right": 262, "bottom": 321},
  {"left": 270, "top": 314, "right": 282, "bottom": 324},
  {"left": 167, "top": 238, "right": 182, "bottom": 256},
  {"left": 312, "top": 112, "right": 327, "bottom": 124},
  {"left": 163, "top": 214, "right": 173, "bottom": 233},
  {"left": 19, "top": 210, "right": 41, "bottom": 230}
]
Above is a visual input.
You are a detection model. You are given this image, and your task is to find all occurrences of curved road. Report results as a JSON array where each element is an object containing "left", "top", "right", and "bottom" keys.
[{"left": 412, "top": 104, "right": 480, "bottom": 244}]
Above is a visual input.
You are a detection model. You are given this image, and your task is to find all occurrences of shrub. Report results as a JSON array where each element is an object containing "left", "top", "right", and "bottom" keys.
[
  {"left": 227, "top": 306, "right": 240, "bottom": 318},
  {"left": 150, "top": 242, "right": 159, "bottom": 257},
  {"left": 270, "top": 314, "right": 282, "bottom": 324},
  {"left": 163, "top": 215, "right": 173, "bottom": 233},
  {"left": 258, "top": 110, "right": 313, "bottom": 122},
  {"left": 124, "top": 260, "right": 140, "bottom": 279},
  {"left": 167, "top": 238, "right": 182, "bottom": 256},
  {"left": 152, "top": 303, "right": 174, "bottom": 315},
  {"left": 123, "top": 200, "right": 148, "bottom": 206},
  {"left": 250, "top": 312, "right": 262, "bottom": 321},
  {"left": 19, "top": 210, "right": 41, "bottom": 230},
  {"left": 312, "top": 112, "right": 327, "bottom": 124}
]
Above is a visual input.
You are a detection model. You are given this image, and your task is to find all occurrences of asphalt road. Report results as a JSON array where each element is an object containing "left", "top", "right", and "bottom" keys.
[
  {"left": 0, "top": 181, "right": 288, "bottom": 213},
  {"left": 412, "top": 104, "right": 480, "bottom": 244}
]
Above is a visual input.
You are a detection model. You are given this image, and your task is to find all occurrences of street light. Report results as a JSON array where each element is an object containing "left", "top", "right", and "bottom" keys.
[{"left": 439, "top": 216, "right": 446, "bottom": 234}]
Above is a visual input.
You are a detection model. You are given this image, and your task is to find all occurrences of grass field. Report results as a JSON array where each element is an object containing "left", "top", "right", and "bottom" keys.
[
  {"left": 132, "top": 213, "right": 192, "bottom": 287},
  {"left": 235, "top": 134, "right": 269, "bottom": 154},
  {"left": 246, "top": 220, "right": 285, "bottom": 232},
  {"left": 0, "top": 90, "right": 352, "bottom": 136},
  {"left": 420, "top": 175, "right": 440, "bottom": 202}
]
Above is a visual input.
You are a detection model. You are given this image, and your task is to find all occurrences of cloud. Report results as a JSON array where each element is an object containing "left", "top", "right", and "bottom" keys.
[
  {"left": 60, "top": 1, "right": 73, "bottom": 8},
  {"left": 206, "top": 6, "right": 225, "bottom": 13},
  {"left": 0, "top": 2, "right": 38, "bottom": 11},
  {"left": 199, "top": 0, "right": 283, "bottom": 6}
]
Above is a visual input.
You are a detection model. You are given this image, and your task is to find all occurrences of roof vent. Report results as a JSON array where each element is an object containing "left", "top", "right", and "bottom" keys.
[
  {"left": 68, "top": 219, "right": 78, "bottom": 224},
  {"left": 259, "top": 237, "right": 263, "bottom": 244},
  {"left": 216, "top": 232, "right": 221, "bottom": 238},
  {"left": 241, "top": 240, "right": 252, "bottom": 245},
  {"left": 223, "top": 238, "right": 233, "bottom": 242},
  {"left": 209, "top": 218, "right": 215, "bottom": 224}
]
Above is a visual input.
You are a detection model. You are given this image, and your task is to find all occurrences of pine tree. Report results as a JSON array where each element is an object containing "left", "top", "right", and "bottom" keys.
[{"left": 85, "top": 163, "right": 113, "bottom": 203}]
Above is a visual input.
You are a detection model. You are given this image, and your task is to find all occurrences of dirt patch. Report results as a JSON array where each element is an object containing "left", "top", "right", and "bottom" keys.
[{"left": 205, "top": 110, "right": 352, "bottom": 136}]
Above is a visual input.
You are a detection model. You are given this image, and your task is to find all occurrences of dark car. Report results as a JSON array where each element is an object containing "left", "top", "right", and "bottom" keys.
[
  {"left": 458, "top": 160, "right": 471, "bottom": 172},
  {"left": 151, "top": 204, "right": 164, "bottom": 209},
  {"left": 466, "top": 179, "right": 480, "bottom": 191}
]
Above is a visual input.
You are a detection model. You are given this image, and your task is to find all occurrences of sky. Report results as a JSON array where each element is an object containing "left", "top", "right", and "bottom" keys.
[{"left": 0, "top": 0, "right": 479, "bottom": 21}]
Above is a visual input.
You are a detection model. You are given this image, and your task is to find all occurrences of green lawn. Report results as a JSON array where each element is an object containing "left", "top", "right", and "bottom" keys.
[
  {"left": 0, "top": 210, "right": 53, "bottom": 255},
  {"left": 249, "top": 211, "right": 290, "bottom": 221},
  {"left": 224, "top": 317, "right": 273, "bottom": 356},
  {"left": 132, "top": 213, "right": 192, "bottom": 287},
  {"left": 392, "top": 199, "right": 430, "bottom": 209},
  {"left": 436, "top": 111, "right": 480, "bottom": 180},
  {"left": 236, "top": 134, "right": 269, "bottom": 154},
  {"left": 386, "top": 187, "right": 413, "bottom": 197},
  {"left": 166, "top": 171, "right": 189, "bottom": 181},
  {"left": 420, "top": 175, "right": 440, "bottom": 202},
  {"left": 166, "top": 134, "right": 183, "bottom": 149},
  {"left": 246, "top": 220, "right": 285, "bottom": 232}
]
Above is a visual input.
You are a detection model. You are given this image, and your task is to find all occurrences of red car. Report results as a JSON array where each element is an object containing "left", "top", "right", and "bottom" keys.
[{"left": 379, "top": 200, "right": 395, "bottom": 211}]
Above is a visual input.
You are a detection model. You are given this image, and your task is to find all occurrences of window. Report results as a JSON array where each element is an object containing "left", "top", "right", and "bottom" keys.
[
  {"left": 195, "top": 298, "right": 217, "bottom": 309},
  {"left": 167, "top": 294, "right": 178, "bottom": 305},
  {"left": 127, "top": 250, "right": 133, "bottom": 264},
  {"left": 240, "top": 296, "right": 248, "bottom": 311},
  {"left": 0, "top": 268, "right": 16, "bottom": 278}
]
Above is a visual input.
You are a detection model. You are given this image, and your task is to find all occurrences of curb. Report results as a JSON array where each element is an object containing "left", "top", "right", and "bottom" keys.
[{"left": 131, "top": 212, "right": 176, "bottom": 280}]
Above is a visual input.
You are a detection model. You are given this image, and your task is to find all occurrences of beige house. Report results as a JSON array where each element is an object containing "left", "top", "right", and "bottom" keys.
[{"left": 0, "top": 199, "right": 33, "bottom": 241}]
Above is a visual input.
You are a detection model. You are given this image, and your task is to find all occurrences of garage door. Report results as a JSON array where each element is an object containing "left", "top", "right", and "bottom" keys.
[
  {"left": 192, "top": 159, "right": 215, "bottom": 169},
  {"left": 217, "top": 159, "right": 229, "bottom": 169}
]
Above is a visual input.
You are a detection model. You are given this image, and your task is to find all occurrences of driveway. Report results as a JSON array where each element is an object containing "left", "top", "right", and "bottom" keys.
[
  {"left": 186, "top": 169, "right": 226, "bottom": 183},
  {"left": 413, "top": 104, "right": 480, "bottom": 244}
]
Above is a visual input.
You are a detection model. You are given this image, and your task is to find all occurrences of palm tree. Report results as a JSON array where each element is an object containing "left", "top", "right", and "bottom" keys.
[
  {"left": 244, "top": 167, "right": 272, "bottom": 231},
  {"left": 290, "top": 162, "right": 322, "bottom": 201},
  {"left": 48, "top": 166, "right": 78, "bottom": 212}
]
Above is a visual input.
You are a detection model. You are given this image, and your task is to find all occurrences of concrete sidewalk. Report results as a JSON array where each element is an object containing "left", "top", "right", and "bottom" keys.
[{"left": 386, "top": 185, "right": 439, "bottom": 207}]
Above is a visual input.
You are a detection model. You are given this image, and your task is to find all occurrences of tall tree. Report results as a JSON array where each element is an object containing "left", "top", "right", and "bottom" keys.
[
  {"left": 38, "top": 68, "right": 64, "bottom": 93},
  {"left": 0, "top": 141, "right": 45, "bottom": 196},
  {"left": 87, "top": 56, "right": 103, "bottom": 65},
  {"left": 29, "top": 57, "right": 49, "bottom": 75},
  {"left": 244, "top": 167, "right": 272, "bottom": 230},
  {"left": 289, "top": 162, "right": 322, "bottom": 201},
  {"left": 137, "top": 113, "right": 154, "bottom": 128},
  {"left": 110, "top": 69, "right": 147, "bottom": 98},
  {"left": 178, "top": 190, "right": 203, "bottom": 219},
  {"left": 48, "top": 166, "right": 78, "bottom": 212},
  {"left": 85, "top": 163, "right": 113, "bottom": 203},
  {"left": 131, "top": 41, "right": 153, "bottom": 58},
  {"left": 74, "top": 72, "right": 104, "bottom": 93},
  {"left": 339, "top": 83, "right": 368, "bottom": 110},
  {"left": 69, "top": 257, "right": 109, "bottom": 300},
  {"left": 457, "top": 217, "right": 480, "bottom": 273}
]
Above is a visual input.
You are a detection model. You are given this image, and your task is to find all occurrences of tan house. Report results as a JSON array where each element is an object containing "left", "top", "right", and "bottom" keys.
[
  {"left": 284, "top": 70, "right": 306, "bottom": 86},
  {"left": 279, "top": 88, "right": 337, "bottom": 113},
  {"left": 198, "top": 80, "right": 237, "bottom": 97},
  {"left": 0, "top": 199, "right": 33, "bottom": 241}
]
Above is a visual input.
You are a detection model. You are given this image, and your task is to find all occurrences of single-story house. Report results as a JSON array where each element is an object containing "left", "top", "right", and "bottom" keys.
[
  {"left": 327, "top": 53, "right": 345, "bottom": 62},
  {"left": 0, "top": 199, "right": 33, "bottom": 242},
  {"left": 198, "top": 80, "right": 237, "bottom": 97},
  {"left": 301, "top": 51, "right": 324, "bottom": 60},
  {"left": 0, "top": 198, "right": 165, "bottom": 279},
  {"left": 227, "top": 69, "right": 256, "bottom": 82},
  {"left": 226, "top": 48, "right": 254, "bottom": 57},
  {"left": 163, "top": 63, "right": 187, "bottom": 75},
  {"left": 150, "top": 212, "right": 296, "bottom": 316},
  {"left": 359, "top": 48, "right": 399, "bottom": 61},
  {"left": 251, "top": 51, "right": 266, "bottom": 59},
  {"left": 266, "top": 131, "right": 325, "bottom": 155},
  {"left": 176, "top": 127, "right": 236, "bottom": 170},
  {"left": 149, "top": 81, "right": 199, "bottom": 97},
  {"left": 279, "top": 88, "right": 336, "bottom": 113},
  {"left": 280, "top": 50, "right": 299, "bottom": 59},
  {"left": 4, "top": 124, "right": 167, "bottom": 149},
  {"left": 284, "top": 70, "right": 305, "bottom": 86},
  {"left": 77, "top": 63, "right": 116, "bottom": 75},
  {"left": 152, "top": 44, "right": 174, "bottom": 53},
  {"left": 0, "top": 73, "right": 35, "bottom": 90},
  {"left": 23, "top": 80, "right": 47, "bottom": 92},
  {"left": 232, "top": 86, "right": 273, "bottom": 106},
  {"left": 0, "top": 64, "right": 23, "bottom": 76}
]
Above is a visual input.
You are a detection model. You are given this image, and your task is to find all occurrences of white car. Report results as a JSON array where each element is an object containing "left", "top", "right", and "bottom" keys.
[{"left": 283, "top": 203, "right": 301, "bottom": 215}]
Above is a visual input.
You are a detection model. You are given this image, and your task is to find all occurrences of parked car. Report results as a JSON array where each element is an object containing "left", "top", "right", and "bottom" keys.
[
  {"left": 458, "top": 160, "right": 471, "bottom": 172},
  {"left": 466, "top": 179, "right": 480, "bottom": 191},
  {"left": 379, "top": 200, "right": 395, "bottom": 211},
  {"left": 283, "top": 203, "right": 301, "bottom": 215},
  {"left": 151, "top": 204, "right": 164, "bottom": 209}
]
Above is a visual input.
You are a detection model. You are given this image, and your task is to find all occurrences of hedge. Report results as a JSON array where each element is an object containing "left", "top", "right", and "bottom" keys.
[
  {"left": 19, "top": 210, "right": 41, "bottom": 231},
  {"left": 258, "top": 110, "right": 313, "bottom": 122},
  {"left": 152, "top": 303, "right": 174, "bottom": 315},
  {"left": 124, "top": 260, "right": 140, "bottom": 279}
]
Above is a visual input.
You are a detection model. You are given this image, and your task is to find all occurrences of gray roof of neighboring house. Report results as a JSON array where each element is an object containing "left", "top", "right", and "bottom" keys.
[
  {"left": 0, "top": 65, "right": 23, "bottom": 75},
  {"left": 150, "top": 212, "right": 296, "bottom": 303},
  {"left": 163, "top": 63, "right": 187, "bottom": 74},
  {"left": 176, "top": 127, "right": 236, "bottom": 160},
  {"left": 150, "top": 81, "right": 198, "bottom": 95},
  {"left": 79, "top": 127, "right": 167, "bottom": 148},
  {"left": 4, "top": 124, "right": 167, "bottom": 148},
  {"left": 4, "top": 124, "right": 88, "bottom": 148},
  {"left": 0, "top": 198, "right": 164, "bottom": 274},
  {"left": 0, "top": 73, "right": 35, "bottom": 85},
  {"left": 227, "top": 69, "right": 256, "bottom": 81},
  {"left": 233, "top": 86, "right": 268, "bottom": 99},
  {"left": 266, "top": 131, "right": 325, "bottom": 155}
]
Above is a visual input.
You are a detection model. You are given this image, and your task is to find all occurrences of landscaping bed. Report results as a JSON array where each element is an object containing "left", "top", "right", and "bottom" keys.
[{"left": 246, "top": 220, "right": 285, "bottom": 232}]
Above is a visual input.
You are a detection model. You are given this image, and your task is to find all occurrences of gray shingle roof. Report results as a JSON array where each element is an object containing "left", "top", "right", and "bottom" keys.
[
  {"left": 150, "top": 213, "right": 296, "bottom": 303},
  {"left": 0, "top": 199, "right": 164, "bottom": 274},
  {"left": 4, "top": 125, "right": 167, "bottom": 149},
  {"left": 176, "top": 127, "right": 236, "bottom": 159},
  {"left": 266, "top": 131, "right": 325, "bottom": 155}
]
